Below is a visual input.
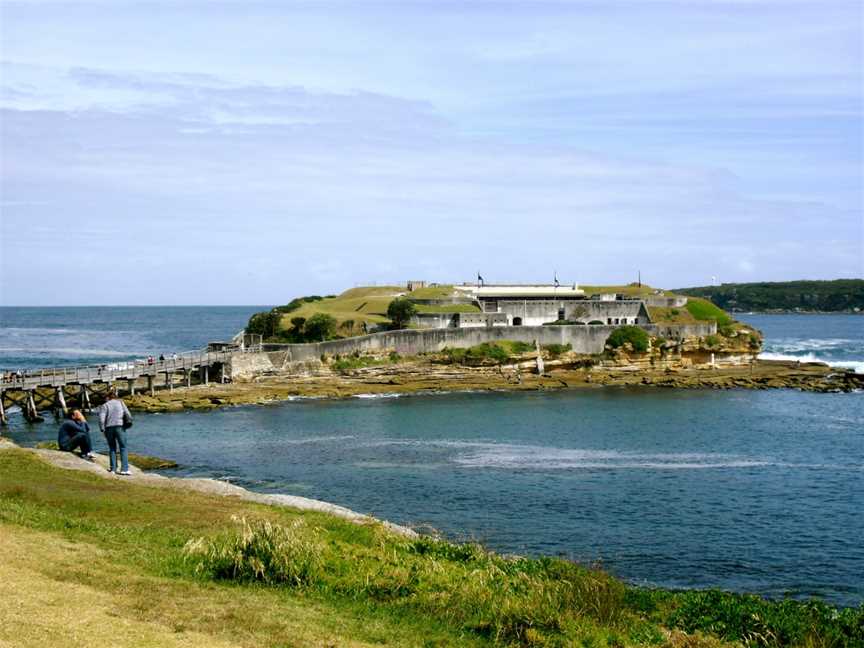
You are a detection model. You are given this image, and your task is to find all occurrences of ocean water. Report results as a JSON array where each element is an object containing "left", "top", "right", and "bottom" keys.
[
  {"left": 742, "top": 313, "right": 864, "bottom": 373},
  {"left": 2, "top": 309, "right": 863, "bottom": 606},
  {"left": 0, "top": 306, "right": 264, "bottom": 371}
]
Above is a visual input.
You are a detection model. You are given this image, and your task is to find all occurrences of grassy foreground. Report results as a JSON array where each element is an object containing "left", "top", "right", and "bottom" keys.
[{"left": 1, "top": 448, "right": 861, "bottom": 648}]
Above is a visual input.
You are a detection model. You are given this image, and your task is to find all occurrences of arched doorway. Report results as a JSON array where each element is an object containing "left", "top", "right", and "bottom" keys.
[{"left": 512, "top": 317, "right": 522, "bottom": 326}]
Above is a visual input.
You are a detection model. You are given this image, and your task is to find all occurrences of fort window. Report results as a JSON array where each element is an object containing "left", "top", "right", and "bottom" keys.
[
  {"left": 557, "top": 308, "right": 565, "bottom": 321},
  {"left": 513, "top": 317, "right": 522, "bottom": 326}
]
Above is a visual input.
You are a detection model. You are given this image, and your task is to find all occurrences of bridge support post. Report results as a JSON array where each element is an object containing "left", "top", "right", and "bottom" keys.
[
  {"left": 167, "top": 372, "right": 173, "bottom": 391},
  {"left": 203, "top": 366, "right": 209, "bottom": 385},
  {"left": 55, "top": 387, "right": 68, "bottom": 417},
  {"left": 24, "top": 391, "right": 43, "bottom": 423},
  {"left": 127, "top": 379, "right": 136, "bottom": 396},
  {"left": 185, "top": 369, "right": 191, "bottom": 388},
  {"left": 81, "top": 385, "right": 92, "bottom": 412},
  {"left": 148, "top": 375, "right": 155, "bottom": 396}
]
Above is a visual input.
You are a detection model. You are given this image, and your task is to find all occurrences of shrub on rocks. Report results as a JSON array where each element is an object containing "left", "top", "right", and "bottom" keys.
[{"left": 606, "top": 326, "right": 649, "bottom": 353}]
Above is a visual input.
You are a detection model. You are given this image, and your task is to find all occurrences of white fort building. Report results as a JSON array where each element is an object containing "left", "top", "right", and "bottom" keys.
[{"left": 408, "top": 282, "right": 684, "bottom": 330}]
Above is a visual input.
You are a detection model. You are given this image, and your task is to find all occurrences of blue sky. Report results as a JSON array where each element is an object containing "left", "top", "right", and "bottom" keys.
[{"left": 1, "top": 0, "right": 861, "bottom": 305}]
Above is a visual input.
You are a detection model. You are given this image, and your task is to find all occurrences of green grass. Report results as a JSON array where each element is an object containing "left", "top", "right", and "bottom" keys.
[
  {"left": 648, "top": 306, "right": 697, "bottom": 325},
  {"left": 413, "top": 303, "right": 481, "bottom": 313},
  {"left": 407, "top": 285, "right": 456, "bottom": 299},
  {"left": 685, "top": 297, "right": 735, "bottom": 328},
  {"left": 278, "top": 287, "right": 404, "bottom": 333},
  {"left": 581, "top": 284, "right": 674, "bottom": 297},
  {"left": 1, "top": 449, "right": 861, "bottom": 647},
  {"left": 329, "top": 353, "right": 402, "bottom": 374}
]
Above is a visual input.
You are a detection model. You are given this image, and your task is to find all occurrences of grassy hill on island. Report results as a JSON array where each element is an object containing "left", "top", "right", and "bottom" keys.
[
  {"left": 244, "top": 284, "right": 749, "bottom": 343},
  {"left": 675, "top": 280, "right": 864, "bottom": 313}
]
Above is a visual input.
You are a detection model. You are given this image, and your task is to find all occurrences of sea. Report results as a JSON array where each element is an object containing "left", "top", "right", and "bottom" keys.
[{"left": 1, "top": 307, "right": 862, "bottom": 606}]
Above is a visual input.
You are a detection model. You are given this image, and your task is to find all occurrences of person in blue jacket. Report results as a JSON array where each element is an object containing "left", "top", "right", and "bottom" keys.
[{"left": 57, "top": 409, "right": 95, "bottom": 460}]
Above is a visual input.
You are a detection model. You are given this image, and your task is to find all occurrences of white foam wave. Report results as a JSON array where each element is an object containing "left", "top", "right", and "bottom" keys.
[
  {"left": 767, "top": 338, "right": 861, "bottom": 353},
  {"left": 353, "top": 393, "right": 403, "bottom": 399},
  {"left": 758, "top": 352, "right": 864, "bottom": 374},
  {"left": 281, "top": 435, "right": 356, "bottom": 445},
  {"left": 451, "top": 445, "right": 774, "bottom": 470},
  {"left": 0, "top": 347, "right": 139, "bottom": 358}
]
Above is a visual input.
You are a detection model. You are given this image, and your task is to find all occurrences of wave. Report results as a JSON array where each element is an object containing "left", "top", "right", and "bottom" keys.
[
  {"left": 451, "top": 445, "right": 771, "bottom": 470},
  {"left": 449, "top": 445, "right": 858, "bottom": 470},
  {"left": 758, "top": 352, "right": 864, "bottom": 374},
  {"left": 353, "top": 393, "right": 403, "bottom": 399},
  {"left": 0, "top": 347, "right": 141, "bottom": 358},
  {"left": 766, "top": 338, "right": 862, "bottom": 353}
]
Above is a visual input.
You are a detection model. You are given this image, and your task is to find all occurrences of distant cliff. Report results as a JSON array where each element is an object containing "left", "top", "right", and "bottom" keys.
[{"left": 675, "top": 279, "right": 864, "bottom": 313}]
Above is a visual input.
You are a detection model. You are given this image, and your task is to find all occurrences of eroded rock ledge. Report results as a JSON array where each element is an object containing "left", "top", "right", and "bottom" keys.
[{"left": 125, "top": 350, "right": 863, "bottom": 415}]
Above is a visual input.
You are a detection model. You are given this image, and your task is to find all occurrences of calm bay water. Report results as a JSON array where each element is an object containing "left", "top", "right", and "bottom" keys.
[{"left": 1, "top": 308, "right": 862, "bottom": 605}]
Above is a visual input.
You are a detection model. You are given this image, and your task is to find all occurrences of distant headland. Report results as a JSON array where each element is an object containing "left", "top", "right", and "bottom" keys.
[{"left": 674, "top": 279, "right": 864, "bottom": 314}]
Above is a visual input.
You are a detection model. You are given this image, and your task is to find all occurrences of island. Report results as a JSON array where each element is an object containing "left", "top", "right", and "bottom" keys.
[{"left": 3, "top": 280, "right": 861, "bottom": 423}]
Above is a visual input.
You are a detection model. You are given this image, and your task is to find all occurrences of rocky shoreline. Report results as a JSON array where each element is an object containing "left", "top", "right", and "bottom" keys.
[{"left": 125, "top": 357, "right": 863, "bottom": 414}]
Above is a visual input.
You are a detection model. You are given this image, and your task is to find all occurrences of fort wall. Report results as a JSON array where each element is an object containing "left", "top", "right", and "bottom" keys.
[{"left": 254, "top": 323, "right": 717, "bottom": 364}]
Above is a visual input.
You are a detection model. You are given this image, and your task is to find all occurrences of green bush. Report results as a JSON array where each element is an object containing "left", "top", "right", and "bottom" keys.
[
  {"left": 330, "top": 355, "right": 386, "bottom": 374},
  {"left": 441, "top": 342, "right": 512, "bottom": 365},
  {"left": 542, "top": 343, "right": 572, "bottom": 358},
  {"left": 664, "top": 590, "right": 864, "bottom": 648},
  {"left": 719, "top": 324, "right": 736, "bottom": 337},
  {"left": 588, "top": 320, "right": 605, "bottom": 325},
  {"left": 184, "top": 517, "right": 322, "bottom": 587},
  {"left": 509, "top": 341, "right": 534, "bottom": 354},
  {"left": 606, "top": 326, "right": 649, "bottom": 353},
  {"left": 245, "top": 310, "right": 281, "bottom": 338},
  {"left": 705, "top": 334, "right": 722, "bottom": 348},
  {"left": 387, "top": 298, "right": 417, "bottom": 329},
  {"left": 304, "top": 313, "right": 337, "bottom": 341}
]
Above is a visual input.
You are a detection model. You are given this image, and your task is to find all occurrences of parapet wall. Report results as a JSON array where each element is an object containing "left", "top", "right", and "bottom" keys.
[{"left": 256, "top": 322, "right": 717, "bottom": 364}]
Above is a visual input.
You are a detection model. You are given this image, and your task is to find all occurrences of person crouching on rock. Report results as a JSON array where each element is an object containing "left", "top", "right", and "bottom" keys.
[
  {"left": 99, "top": 389, "right": 133, "bottom": 475},
  {"left": 58, "top": 409, "right": 95, "bottom": 460}
]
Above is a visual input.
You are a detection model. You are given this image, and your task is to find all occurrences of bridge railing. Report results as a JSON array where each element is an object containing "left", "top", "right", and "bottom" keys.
[{"left": 0, "top": 348, "right": 239, "bottom": 391}]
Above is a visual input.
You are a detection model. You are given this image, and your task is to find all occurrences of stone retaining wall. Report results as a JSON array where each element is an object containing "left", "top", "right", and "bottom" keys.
[{"left": 256, "top": 322, "right": 717, "bottom": 364}]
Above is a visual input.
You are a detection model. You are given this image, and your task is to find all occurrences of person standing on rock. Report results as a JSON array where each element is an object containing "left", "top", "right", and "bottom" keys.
[{"left": 99, "top": 389, "right": 133, "bottom": 475}]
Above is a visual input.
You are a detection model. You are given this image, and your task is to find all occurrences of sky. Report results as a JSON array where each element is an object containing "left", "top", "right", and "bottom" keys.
[{"left": 0, "top": 0, "right": 862, "bottom": 305}]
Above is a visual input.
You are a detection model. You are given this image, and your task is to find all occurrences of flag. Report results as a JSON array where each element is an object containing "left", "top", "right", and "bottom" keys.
[
  {"left": 554, "top": 271, "right": 560, "bottom": 287},
  {"left": 477, "top": 273, "right": 484, "bottom": 286}
]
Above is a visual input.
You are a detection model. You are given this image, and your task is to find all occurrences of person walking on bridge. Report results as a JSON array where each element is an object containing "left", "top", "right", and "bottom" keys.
[{"left": 99, "top": 389, "right": 133, "bottom": 475}]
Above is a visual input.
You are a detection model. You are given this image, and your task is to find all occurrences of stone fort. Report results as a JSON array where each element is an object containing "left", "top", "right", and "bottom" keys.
[{"left": 410, "top": 283, "right": 686, "bottom": 330}]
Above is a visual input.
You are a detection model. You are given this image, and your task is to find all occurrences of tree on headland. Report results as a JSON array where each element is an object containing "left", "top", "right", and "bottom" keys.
[
  {"left": 246, "top": 311, "right": 281, "bottom": 339},
  {"left": 387, "top": 298, "right": 417, "bottom": 329},
  {"left": 304, "top": 313, "right": 337, "bottom": 341}
]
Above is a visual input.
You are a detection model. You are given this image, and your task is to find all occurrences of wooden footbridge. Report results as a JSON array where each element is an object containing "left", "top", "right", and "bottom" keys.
[{"left": 0, "top": 349, "right": 236, "bottom": 425}]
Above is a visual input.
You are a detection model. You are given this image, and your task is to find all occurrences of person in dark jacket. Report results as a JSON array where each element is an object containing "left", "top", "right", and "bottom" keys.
[{"left": 57, "top": 410, "right": 95, "bottom": 459}]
